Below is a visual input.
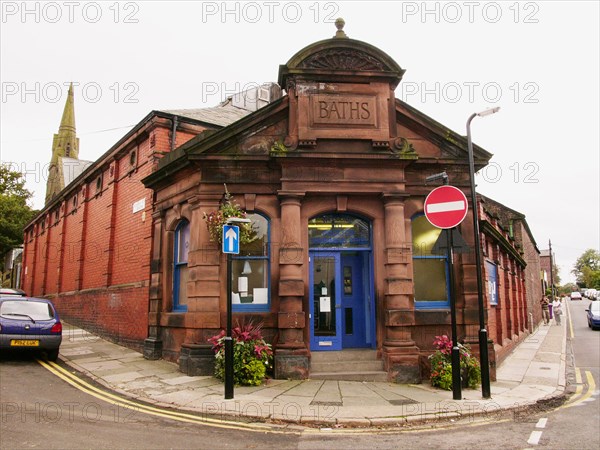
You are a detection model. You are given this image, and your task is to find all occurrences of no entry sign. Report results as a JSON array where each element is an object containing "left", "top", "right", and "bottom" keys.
[{"left": 424, "top": 185, "right": 468, "bottom": 229}]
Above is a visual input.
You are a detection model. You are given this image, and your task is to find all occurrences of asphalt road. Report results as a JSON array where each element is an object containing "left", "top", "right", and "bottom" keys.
[
  {"left": 1, "top": 300, "right": 598, "bottom": 449},
  {"left": 0, "top": 355, "right": 302, "bottom": 449}
]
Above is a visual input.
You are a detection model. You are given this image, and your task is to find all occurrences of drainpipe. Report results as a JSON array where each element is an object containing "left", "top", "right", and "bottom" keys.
[{"left": 170, "top": 116, "right": 178, "bottom": 151}]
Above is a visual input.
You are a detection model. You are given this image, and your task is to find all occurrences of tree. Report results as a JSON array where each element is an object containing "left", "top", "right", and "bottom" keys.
[
  {"left": 0, "top": 164, "right": 36, "bottom": 270},
  {"left": 552, "top": 261, "right": 561, "bottom": 286},
  {"left": 572, "top": 249, "right": 600, "bottom": 288},
  {"left": 559, "top": 283, "right": 578, "bottom": 295}
]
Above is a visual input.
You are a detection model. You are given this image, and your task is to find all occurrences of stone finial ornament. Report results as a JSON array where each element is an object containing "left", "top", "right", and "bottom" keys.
[{"left": 334, "top": 18, "right": 348, "bottom": 38}]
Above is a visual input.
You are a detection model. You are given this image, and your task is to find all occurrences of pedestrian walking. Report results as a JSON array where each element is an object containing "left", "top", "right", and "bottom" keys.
[
  {"left": 552, "top": 298, "right": 563, "bottom": 325},
  {"left": 540, "top": 296, "right": 550, "bottom": 325}
]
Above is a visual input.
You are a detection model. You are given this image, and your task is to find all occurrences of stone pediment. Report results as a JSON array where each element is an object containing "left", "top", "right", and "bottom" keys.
[
  {"left": 279, "top": 20, "right": 405, "bottom": 90},
  {"left": 299, "top": 48, "right": 386, "bottom": 72}
]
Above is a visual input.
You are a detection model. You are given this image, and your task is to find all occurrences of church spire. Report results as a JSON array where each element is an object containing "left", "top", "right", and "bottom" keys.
[
  {"left": 45, "top": 83, "right": 80, "bottom": 205},
  {"left": 59, "top": 82, "right": 76, "bottom": 134}
]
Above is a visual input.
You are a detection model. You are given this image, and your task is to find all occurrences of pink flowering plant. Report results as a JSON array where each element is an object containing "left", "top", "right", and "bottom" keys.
[
  {"left": 208, "top": 320, "right": 273, "bottom": 386},
  {"left": 429, "top": 335, "right": 481, "bottom": 390},
  {"left": 203, "top": 185, "right": 256, "bottom": 245}
]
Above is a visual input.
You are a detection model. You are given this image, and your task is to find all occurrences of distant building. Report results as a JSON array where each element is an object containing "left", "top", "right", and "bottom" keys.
[
  {"left": 45, "top": 83, "right": 92, "bottom": 205},
  {"left": 2, "top": 247, "right": 23, "bottom": 289},
  {"left": 478, "top": 195, "right": 542, "bottom": 363},
  {"left": 540, "top": 249, "right": 555, "bottom": 295}
]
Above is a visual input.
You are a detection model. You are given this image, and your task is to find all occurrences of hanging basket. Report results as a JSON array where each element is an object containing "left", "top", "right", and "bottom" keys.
[{"left": 203, "top": 186, "right": 256, "bottom": 245}]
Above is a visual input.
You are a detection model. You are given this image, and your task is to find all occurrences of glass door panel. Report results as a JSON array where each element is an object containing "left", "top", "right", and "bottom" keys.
[{"left": 310, "top": 253, "right": 341, "bottom": 350}]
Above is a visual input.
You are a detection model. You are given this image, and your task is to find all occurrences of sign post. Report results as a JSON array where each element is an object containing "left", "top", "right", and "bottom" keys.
[
  {"left": 222, "top": 224, "right": 240, "bottom": 400},
  {"left": 424, "top": 185, "right": 468, "bottom": 401}
]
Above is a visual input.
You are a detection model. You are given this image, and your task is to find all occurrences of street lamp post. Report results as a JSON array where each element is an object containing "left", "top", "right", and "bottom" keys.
[
  {"left": 466, "top": 106, "right": 499, "bottom": 399},
  {"left": 549, "top": 239, "right": 555, "bottom": 302}
]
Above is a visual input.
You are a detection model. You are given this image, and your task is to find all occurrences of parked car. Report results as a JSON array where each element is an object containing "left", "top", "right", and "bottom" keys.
[
  {"left": 586, "top": 301, "right": 600, "bottom": 330},
  {"left": 0, "top": 297, "right": 62, "bottom": 361},
  {"left": 0, "top": 288, "right": 27, "bottom": 297},
  {"left": 570, "top": 291, "right": 583, "bottom": 301},
  {"left": 586, "top": 289, "right": 598, "bottom": 300}
]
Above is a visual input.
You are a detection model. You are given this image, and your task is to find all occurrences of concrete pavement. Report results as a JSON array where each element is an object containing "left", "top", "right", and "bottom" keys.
[{"left": 56, "top": 319, "right": 568, "bottom": 428}]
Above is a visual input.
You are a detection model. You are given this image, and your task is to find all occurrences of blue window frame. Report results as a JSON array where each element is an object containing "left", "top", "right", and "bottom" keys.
[
  {"left": 173, "top": 220, "right": 190, "bottom": 312},
  {"left": 411, "top": 214, "right": 450, "bottom": 308},
  {"left": 232, "top": 213, "right": 270, "bottom": 312}
]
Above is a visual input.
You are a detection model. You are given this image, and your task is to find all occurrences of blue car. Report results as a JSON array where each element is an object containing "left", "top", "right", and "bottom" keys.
[
  {"left": 0, "top": 297, "right": 62, "bottom": 361},
  {"left": 587, "top": 301, "right": 600, "bottom": 330}
]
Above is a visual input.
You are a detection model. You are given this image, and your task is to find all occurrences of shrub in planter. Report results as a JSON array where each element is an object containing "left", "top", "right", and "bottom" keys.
[
  {"left": 208, "top": 320, "right": 273, "bottom": 386},
  {"left": 428, "top": 335, "right": 481, "bottom": 390}
]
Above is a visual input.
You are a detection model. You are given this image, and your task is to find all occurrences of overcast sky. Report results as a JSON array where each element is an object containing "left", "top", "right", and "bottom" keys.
[{"left": 1, "top": 1, "right": 598, "bottom": 284}]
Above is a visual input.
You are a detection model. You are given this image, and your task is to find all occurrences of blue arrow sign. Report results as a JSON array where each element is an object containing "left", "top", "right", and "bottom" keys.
[{"left": 222, "top": 225, "right": 240, "bottom": 254}]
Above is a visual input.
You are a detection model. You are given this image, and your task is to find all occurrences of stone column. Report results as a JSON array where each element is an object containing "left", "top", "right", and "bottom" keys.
[
  {"left": 177, "top": 194, "right": 221, "bottom": 374},
  {"left": 144, "top": 209, "right": 165, "bottom": 360},
  {"left": 381, "top": 193, "right": 421, "bottom": 383},
  {"left": 187, "top": 195, "right": 222, "bottom": 331},
  {"left": 274, "top": 191, "right": 309, "bottom": 379}
]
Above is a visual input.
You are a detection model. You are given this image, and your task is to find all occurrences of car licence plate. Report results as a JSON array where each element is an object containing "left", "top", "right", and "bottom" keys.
[{"left": 10, "top": 340, "right": 39, "bottom": 347}]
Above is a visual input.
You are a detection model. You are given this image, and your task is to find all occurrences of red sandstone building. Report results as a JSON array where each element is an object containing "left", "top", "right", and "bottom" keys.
[{"left": 22, "top": 23, "right": 542, "bottom": 382}]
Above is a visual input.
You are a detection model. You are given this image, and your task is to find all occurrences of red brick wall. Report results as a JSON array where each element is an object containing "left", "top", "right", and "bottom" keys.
[
  {"left": 61, "top": 195, "right": 84, "bottom": 293},
  {"left": 32, "top": 218, "right": 48, "bottom": 296},
  {"left": 20, "top": 118, "right": 207, "bottom": 350},
  {"left": 51, "top": 286, "right": 150, "bottom": 348},
  {"left": 111, "top": 142, "right": 153, "bottom": 286},
  {"left": 81, "top": 168, "right": 113, "bottom": 289},
  {"left": 21, "top": 228, "right": 35, "bottom": 295},
  {"left": 44, "top": 212, "right": 61, "bottom": 294}
]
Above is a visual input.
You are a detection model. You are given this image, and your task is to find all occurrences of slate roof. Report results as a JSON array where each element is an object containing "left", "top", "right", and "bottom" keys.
[
  {"left": 60, "top": 157, "right": 93, "bottom": 186},
  {"left": 161, "top": 98, "right": 253, "bottom": 127}
]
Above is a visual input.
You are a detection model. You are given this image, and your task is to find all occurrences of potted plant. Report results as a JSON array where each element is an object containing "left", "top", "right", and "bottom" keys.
[
  {"left": 207, "top": 320, "right": 273, "bottom": 386},
  {"left": 429, "top": 335, "right": 481, "bottom": 390}
]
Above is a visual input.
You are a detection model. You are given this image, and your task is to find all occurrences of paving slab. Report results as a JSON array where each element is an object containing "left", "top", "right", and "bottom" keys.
[
  {"left": 56, "top": 319, "right": 568, "bottom": 428},
  {"left": 283, "top": 380, "right": 324, "bottom": 398},
  {"left": 102, "top": 371, "right": 148, "bottom": 384}
]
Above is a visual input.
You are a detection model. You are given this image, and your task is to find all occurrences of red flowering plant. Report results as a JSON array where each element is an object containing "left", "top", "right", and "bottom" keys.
[
  {"left": 208, "top": 319, "right": 273, "bottom": 386},
  {"left": 203, "top": 184, "right": 256, "bottom": 245},
  {"left": 429, "top": 335, "right": 481, "bottom": 390}
]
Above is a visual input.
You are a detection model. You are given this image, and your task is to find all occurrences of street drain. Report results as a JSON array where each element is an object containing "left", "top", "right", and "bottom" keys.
[{"left": 540, "top": 367, "right": 551, "bottom": 370}]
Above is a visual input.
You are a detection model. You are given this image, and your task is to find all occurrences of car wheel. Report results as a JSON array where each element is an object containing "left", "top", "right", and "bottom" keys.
[{"left": 46, "top": 349, "right": 59, "bottom": 362}]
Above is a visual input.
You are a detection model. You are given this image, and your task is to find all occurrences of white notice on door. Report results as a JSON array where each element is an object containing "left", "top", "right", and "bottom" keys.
[{"left": 319, "top": 296, "right": 331, "bottom": 312}]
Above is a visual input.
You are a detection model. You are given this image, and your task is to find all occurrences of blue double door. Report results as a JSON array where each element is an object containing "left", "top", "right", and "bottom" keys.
[{"left": 309, "top": 251, "right": 374, "bottom": 351}]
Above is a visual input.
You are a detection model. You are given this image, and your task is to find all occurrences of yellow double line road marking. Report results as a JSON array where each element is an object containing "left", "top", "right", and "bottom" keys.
[
  {"left": 561, "top": 367, "right": 596, "bottom": 410},
  {"left": 566, "top": 299, "right": 575, "bottom": 339},
  {"left": 37, "top": 359, "right": 296, "bottom": 433}
]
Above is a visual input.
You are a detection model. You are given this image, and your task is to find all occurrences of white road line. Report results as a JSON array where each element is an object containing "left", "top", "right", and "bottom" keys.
[
  {"left": 426, "top": 200, "right": 465, "bottom": 213},
  {"left": 535, "top": 418, "right": 547, "bottom": 428},
  {"left": 527, "top": 430, "right": 543, "bottom": 445}
]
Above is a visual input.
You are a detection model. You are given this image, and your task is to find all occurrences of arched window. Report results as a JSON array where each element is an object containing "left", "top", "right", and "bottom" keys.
[
  {"left": 232, "top": 213, "right": 270, "bottom": 312},
  {"left": 411, "top": 214, "right": 449, "bottom": 308},
  {"left": 173, "top": 220, "right": 190, "bottom": 312}
]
